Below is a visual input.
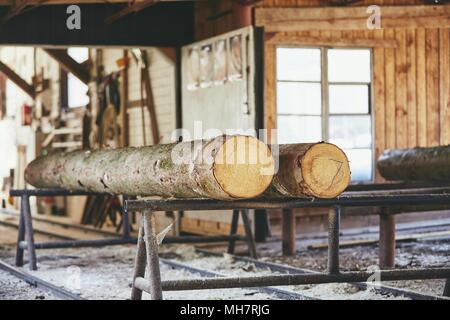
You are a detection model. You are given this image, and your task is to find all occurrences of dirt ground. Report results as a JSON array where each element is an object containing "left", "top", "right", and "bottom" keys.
[
  {"left": 0, "top": 234, "right": 448, "bottom": 300},
  {"left": 1, "top": 215, "right": 449, "bottom": 300}
]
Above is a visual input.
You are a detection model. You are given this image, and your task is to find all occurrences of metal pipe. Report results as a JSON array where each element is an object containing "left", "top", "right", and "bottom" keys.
[
  {"left": 18, "top": 238, "right": 137, "bottom": 250},
  {"left": 131, "top": 219, "right": 146, "bottom": 300},
  {"left": 163, "top": 234, "right": 246, "bottom": 244},
  {"left": 345, "top": 181, "right": 450, "bottom": 192},
  {"left": 0, "top": 259, "right": 83, "bottom": 300},
  {"left": 241, "top": 210, "right": 258, "bottom": 259},
  {"left": 282, "top": 209, "right": 296, "bottom": 256},
  {"left": 125, "top": 194, "right": 450, "bottom": 212},
  {"left": 15, "top": 209, "right": 25, "bottom": 267},
  {"left": 10, "top": 188, "right": 107, "bottom": 197},
  {"left": 160, "top": 258, "right": 316, "bottom": 300},
  {"left": 327, "top": 206, "right": 340, "bottom": 274},
  {"left": 379, "top": 207, "right": 396, "bottom": 268},
  {"left": 18, "top": 235, "right": 246, "bottom": 250},
  {"left": 154, "top": 268, "right": 450, "bottom": 292},
  {"left": 142, "top": 210, "right": 163, "bottom": 300},
  {"left": 444, "top": 278, "right": 450, "bottom": 297},
  {"left": 22, "top": 195, "right": 37, "bottom": 271},
  {"left": 121, "top": 196, "right": 131, "bottom": 240},
  {"left": 227, "top": 210, "right": 240, "bottom": 254},
  {"left": 198, "top": 249, "right": 448, "bottom": 300}
]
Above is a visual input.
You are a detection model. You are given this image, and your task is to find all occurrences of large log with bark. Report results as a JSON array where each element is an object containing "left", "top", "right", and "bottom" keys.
[
  {"left": 267, "top": 142, "right": 351, "bottom": 199},
  {"left": 378, "top": 145, "right": 450, "bottom": 182},
  {"left": 25, "top": 136, "right": 275, "bottom": 200}
]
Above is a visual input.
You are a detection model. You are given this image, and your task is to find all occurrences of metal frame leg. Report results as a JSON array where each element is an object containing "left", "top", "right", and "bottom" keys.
[
  {"left": 328, "top": 206, "right": 340, "bottom": 275},
  {"left": 444, "top": 278, "right": 450, "bottom": 297},
  {"left": 121, "top": 196, "right": 131, "bottom": 240},
  {"left": 143, "top": 210, "right": 163, "bottom": 300},
  {"left": 227, "top": 210, "right": 240, "bottom": 254},
  {"left": 282, "top": 208, "right": 296, "bottom": 256},
  {"left": 131, "top": 216, "right": 146, "bottom": 300},
  {"left": 22, "top": 195, "right": 37, "bottom": 271},
  {"left": 241, "top": 209, "right": 258, "bottom": 259},
  {"left": 379, "top": 207, "right": 396, "bottom": 268},
  {"left": 15, "top": 204, "right": 26, "bottom": 267}
]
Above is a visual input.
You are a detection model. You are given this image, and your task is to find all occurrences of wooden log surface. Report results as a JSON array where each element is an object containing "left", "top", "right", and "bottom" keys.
[
  {"left": 25, "top": 135, "right": 275, "bottom": 200},
  {"left": 378, "top": 145, "right": 450, "bottom": 182},
  {"left": 267, "top": 142, "right": 351, "bottom": 199}
]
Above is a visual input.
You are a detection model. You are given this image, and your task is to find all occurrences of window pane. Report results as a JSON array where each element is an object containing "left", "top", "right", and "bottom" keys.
[
  {"left": 277, "top": 48, "right": 321, "bottom": 81},
  {"left": 277, "top": 82, "right": 321, "bottom": 115},
  {"left": 329, "top": 84, "right": 369, "bottom": 114},
  {"left": 344, "top": 149, "right": 372, "bottom": 181},
  {"left": 328, "top": 49, "right": 371, "bottom": 83},
  {"left": 277, "top": 115, "right": 322, "bottom": 144},
  {"left": 68, "top": 73, "right": 89, "bottom": 108},
  {"left": 329, "top": 115, "right": 371, "bottom": 149},
  {"left": 68, "top": 47, "right": 89, "bottom": 64}
]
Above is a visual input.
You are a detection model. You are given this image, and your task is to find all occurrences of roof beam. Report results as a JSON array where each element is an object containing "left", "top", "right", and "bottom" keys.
[
  {"left": 0, "top": 0, "right": 46, "bottom": 24},
  {"left": 104, "top": 0, "right": 159, "bottom": 24},
  {"left": 0, "top": 60, "right": 35, "bottom": 99},
  {"left": 44, "top": 49, "right": 90, "bottom": 84}
]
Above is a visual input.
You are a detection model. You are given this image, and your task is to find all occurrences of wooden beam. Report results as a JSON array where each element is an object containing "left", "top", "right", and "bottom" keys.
[
  {"left": 0, "top": 60, "right": 35, "bottom": 99},
  {"left": 0, "top": 0, "right": 194, "bottom": 4},
  {"left": 158, "top": 47, "right": 176, "bottom": 63},
  {"left": 44, "top": 49, "right": 90, "bottom": 84},
  {"left": 256, "top": 5, "right": 450, "bottom": 31},
  {"left": 104, "top": 0, "right": 159, "bottom": 24},
  {"left": 266, "top": 33, "right": 398, "bottom": 48}
]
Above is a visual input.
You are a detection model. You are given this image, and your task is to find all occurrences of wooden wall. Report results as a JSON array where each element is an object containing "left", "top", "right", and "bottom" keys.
[
  {"left": 257, "top": 3, "right": 450, "bottom": 181},
  {"left": 101, "top": 48, "right": 177, "bottom": 146}
]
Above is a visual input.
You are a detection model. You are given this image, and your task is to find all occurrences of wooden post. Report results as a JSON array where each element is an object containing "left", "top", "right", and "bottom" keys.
[
  {"left": 282, "top": 209, "right": 296, "bottom": 256},
  {"left": 379, "top": 208, "right": 396, "bottom": 268}
]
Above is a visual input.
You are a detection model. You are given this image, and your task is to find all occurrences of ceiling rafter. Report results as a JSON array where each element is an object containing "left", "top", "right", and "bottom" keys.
[
  {"left": 0, "top": 60, "right": 36, "bottom": 99},
  {"left": 44, "top": 49, "right": 91, "bottom": 84},
  {"left": 1, "top": 0, "right": 48, "bottom": 24},
  {"left": 104, "top": 0, "right": 160, "bottom": 24}
]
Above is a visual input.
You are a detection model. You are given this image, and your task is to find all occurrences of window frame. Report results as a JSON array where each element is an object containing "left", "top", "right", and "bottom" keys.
[{"left": 275, "top": 45, "right": 375, "bottom": 183}]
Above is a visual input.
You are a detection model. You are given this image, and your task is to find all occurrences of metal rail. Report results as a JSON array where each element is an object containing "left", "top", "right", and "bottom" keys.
[
  {"left": 198, "top": 250, "right": 449, "bottom": 300},
  {"left": 126, "top": 193, "right": 450, "bottom": 211},
  {"left": 0, "top": 259, "right": 84, "bottom": 300},
  {"left": 160, "top": 258, "right": 317, "bottom": 300},
  {"left": 127, "top": 194, "right": 450, "bottom": 300},
  {"left": 141, "top": 267, "right": 450, "bottom": 292},
  {"left": 9, "top": 189, "right": 254, "bottom": 270}
]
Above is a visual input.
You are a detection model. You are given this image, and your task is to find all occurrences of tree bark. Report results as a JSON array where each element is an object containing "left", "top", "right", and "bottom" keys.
[
  {"left": 266, "top": 142, "right": 351, "bottom": 199},
  {"left": 378, "top": 145, "right": 450, "bottom": 182},
  {"left": 25, "top": 135, "right": 275, "bottom": 200}
]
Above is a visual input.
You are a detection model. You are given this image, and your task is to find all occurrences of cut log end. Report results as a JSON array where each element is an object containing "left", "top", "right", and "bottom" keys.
[
  {"left": 301, "top": 143, "right": 351, "bottom": 198},
  {"left": 213, "top": 136, "right": 275, "bottom": 199}
]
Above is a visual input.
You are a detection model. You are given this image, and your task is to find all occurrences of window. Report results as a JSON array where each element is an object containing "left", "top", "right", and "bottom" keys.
[
  {"left": 276, "top": 47, "right": 373, "bottom": 182},
  {"left": 66, "top": 48, "right": 89, "bottom": 108}
]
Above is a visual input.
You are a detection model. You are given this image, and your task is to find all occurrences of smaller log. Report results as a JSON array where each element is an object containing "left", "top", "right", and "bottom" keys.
[
  {"left": 378, "top": 145, "right": 450, "bottom": 182},
  {"left": 267, "top": 142, "right": 351, "bottom": 199}
]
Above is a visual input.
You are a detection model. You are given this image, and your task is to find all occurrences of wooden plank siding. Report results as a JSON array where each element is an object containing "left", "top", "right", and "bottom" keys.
[
  {"left": 256, "top": 4, "right": 450, "bottom": 182},
  {"left": 192, "top": 1, "right": 450, "bottom": 182}
]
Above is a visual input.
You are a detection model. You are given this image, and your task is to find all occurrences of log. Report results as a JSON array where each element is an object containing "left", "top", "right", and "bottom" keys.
[
  {"left": 267, "top": 142, "right": 351, "bottom": 199},
  {"left": 378, "top": 145, "right": 450, "bottom": 182},
  {"left": 25, "top": 136, "right": 275, "bottom": 200}
]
